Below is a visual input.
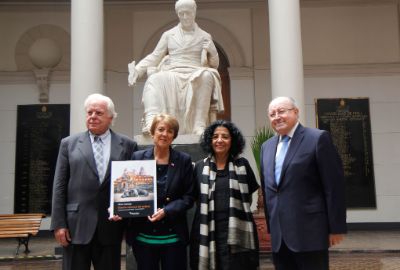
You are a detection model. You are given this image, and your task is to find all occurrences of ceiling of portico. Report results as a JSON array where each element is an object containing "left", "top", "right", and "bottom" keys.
[{"left": 0, "top": 0, "right": 393, "bottom": 4}]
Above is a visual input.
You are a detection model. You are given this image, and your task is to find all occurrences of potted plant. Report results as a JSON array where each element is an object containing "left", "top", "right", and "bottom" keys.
[
  {"left": 250, "top": 125, "right": 274, "bottom": 252},
  {"left": 251, "top": 126, "right": 275, "bottom": 173}
]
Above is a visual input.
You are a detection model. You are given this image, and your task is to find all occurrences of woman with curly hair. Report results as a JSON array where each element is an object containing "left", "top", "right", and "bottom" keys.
[{"left": 190, "top": 120, "right": 260, "bottom": 270}]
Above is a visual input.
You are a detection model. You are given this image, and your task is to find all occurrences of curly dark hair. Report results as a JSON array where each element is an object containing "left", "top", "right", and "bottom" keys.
[{"left": 200, "top": 120, "right": 245, "bottom": 158}]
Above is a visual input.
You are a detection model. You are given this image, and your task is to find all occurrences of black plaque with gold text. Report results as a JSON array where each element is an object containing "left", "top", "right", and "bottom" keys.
[
  {"left": 14, "top": 105, "right": 70, "bottom": 214},
  {"left": 316, "top": 98, "right": 376, "bottom": 208}
]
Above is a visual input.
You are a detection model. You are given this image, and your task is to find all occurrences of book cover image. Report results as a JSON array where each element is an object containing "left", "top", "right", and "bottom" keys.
[{"left": 110, "top": 160, "right": 157, "bottom": 218}]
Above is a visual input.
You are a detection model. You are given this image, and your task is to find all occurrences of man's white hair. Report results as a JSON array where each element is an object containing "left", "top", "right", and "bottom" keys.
[
  {"left": 84, "top": 93, "right": 118, "bottom": 125},
  {"left": 269, "top": 96, "right": 298, "bottom": 109}
]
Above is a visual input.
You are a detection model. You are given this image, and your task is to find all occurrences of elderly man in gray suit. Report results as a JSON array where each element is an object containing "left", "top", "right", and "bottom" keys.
[{"left": 51, "top": 93, "right": 137, "bottom": 270}]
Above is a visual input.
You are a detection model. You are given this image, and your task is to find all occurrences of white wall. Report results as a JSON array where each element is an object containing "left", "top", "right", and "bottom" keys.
[
  {"left": 302, "top": 4, "right": 400, "bottom": 65},
  {"left": 299, "top": 0, "right": 400, "bottom": 222},
  {"left": 0, "top": 80, "right": 70, "bottom": 228},
  {"left": 304, "top": 75, "right": 400, "bottom": 222},
  {"left": 0, "top": 10, "right": 70, "bottom": 71},
  {"left": 0, "top": 6, "right": 71, "bottom": 227}
]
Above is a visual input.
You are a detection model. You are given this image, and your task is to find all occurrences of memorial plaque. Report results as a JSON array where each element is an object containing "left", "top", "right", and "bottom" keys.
[
  {"left": 14, "top": 104, "right": 70, "bottom": 214},
  {"left": 316, "top": 98, "right": 376, "bottom": 208}
]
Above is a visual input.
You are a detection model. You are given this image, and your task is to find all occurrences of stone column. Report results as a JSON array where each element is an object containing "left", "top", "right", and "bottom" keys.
[
  {"left": 70, "top": 0, "right": 104, "bottom": 133},
  {"left": 268, "top": 0, "right": 305, "bottom": 122}
]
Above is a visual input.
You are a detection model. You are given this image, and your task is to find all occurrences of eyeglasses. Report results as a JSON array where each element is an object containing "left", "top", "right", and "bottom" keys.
[{"left": 268, "top": 108, "right": 295, "bottom": 119}]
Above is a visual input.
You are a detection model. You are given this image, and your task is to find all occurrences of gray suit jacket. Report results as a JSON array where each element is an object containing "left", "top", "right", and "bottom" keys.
[{"left": 50, "top": 130, "right": 137, "bottom": 245}]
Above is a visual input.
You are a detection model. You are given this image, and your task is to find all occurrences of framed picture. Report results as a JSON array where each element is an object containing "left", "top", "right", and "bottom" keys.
[{"left": 109, "top": 160, "right": 157, "bottom": 218}]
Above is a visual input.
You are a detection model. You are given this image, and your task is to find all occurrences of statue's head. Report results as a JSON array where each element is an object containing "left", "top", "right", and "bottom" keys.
[
  {"left": 175, "top": 0, "right": 197, "bottom": 30},
  {"left": 175, "top": 0, "right": 197, "bottom": 13}
]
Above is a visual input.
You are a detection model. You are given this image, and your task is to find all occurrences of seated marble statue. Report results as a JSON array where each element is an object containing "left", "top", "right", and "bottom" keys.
[{"left": 128, "top": 0, "right": 224, "bottom": 135}]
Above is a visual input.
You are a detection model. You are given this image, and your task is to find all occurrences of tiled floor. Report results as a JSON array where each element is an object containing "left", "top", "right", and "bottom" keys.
[
  {"left": 0, "top": 230, "right": 400, "bottom": 269},
  {"left": 332, "top": 230, "right": 400, "bottom": 251}
]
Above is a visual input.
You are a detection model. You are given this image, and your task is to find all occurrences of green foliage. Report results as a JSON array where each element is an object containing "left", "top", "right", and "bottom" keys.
[{"left": 251, "top": 126, "right": 275, "bottom": 172}]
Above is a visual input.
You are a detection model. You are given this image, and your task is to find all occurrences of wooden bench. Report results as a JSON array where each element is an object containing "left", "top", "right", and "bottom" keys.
[{"left": 0, "top": 213, "right": 45, "bottom": 255}]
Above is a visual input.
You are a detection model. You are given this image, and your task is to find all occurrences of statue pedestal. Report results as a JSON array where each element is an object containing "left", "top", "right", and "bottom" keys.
[
  {"left": 254, "top": 211, "right": 272, "bottom": 252},
  {"left": 126, "top": 138, "right": 205, "bottom": 270},
  {"left": 254, "top": 188, "right": 272, "bottom": 253},
  {"left": 134, "top": 134, "right": 201, "bottom": 146}
]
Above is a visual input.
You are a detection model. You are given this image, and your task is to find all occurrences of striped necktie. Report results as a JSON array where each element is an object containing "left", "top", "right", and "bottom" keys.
[
  {"left": 275, "top": 135, "right": 290, "bottom": 185},
  {"left": 93, "top": 136, "right": 105, "bottom": 182}
]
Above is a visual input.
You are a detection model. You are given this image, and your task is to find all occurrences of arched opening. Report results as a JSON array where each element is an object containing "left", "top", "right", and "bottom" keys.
[{"left": 216, "top": 44, "right": 231, "bottom": 121}]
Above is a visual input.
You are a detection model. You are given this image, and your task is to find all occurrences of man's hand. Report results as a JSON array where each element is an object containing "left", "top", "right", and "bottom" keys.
[
  {"left": 108, "top": 207, "right": 123, "bottom": 221},
  {"left": 54, "top": 228, "right": 71, "bottom": 247},
  {"left": 109, "top": 215, "right": 123, "bottom": 222},
  {"left": 329, "top": 234, "right": 344, "bottom": 247}
]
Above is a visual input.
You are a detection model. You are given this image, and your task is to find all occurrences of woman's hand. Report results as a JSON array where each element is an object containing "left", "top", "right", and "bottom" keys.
[{"left": 148, "top": 208, "right": 166, "bottom": 222}]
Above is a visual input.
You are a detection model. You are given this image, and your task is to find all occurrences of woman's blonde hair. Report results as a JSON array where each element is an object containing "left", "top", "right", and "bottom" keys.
[{"left": 150, "top": 114, "right": 180, "bottom": 139}]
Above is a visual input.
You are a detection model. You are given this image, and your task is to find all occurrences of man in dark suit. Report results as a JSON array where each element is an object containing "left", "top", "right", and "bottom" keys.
[
  {"left": 260, "top": 96, "right": 346, "bottom": 270},
  {"left": 51, "top": 93, "right": 138, "bottom": 270}
]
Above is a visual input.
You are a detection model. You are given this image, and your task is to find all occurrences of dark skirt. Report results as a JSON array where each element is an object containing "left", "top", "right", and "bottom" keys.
[
  {"left": 190, "top": 211, "right": 259, "bottom": 270},
  {"left": 215, "top": 214, "right": 258, "bottom": 270}
]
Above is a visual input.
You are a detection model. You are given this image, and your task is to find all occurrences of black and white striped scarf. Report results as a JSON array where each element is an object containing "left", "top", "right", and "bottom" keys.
[{"left": 198, "top": 156, "right": 257, "bottom": 270}]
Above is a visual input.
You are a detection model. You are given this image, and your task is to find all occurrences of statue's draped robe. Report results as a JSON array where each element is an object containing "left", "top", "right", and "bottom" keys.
[{"left": 136, "top": 23, "right": 224, "bottom": 134}]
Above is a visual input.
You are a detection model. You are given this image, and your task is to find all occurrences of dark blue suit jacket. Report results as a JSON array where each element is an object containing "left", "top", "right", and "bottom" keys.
[
  {"left": 260, "top": 124, "right": 346, "bottom": 252},
  {"left": 126, "top": 147, "right": 195, "bottom": 245}
]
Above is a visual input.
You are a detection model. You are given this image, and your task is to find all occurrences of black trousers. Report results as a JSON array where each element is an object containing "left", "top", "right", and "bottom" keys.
[
  {"left": 215, "top": 220, "right": 258, "bottom": 270},
  {"left": 272, "top": 240, "right": 329, "bottom": 270},
  {"left": 132, "top": 241, "right": 187, "bottom": 270},
  {"left": 62, "top": 231, "right": 122, "bottom": 270}
]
